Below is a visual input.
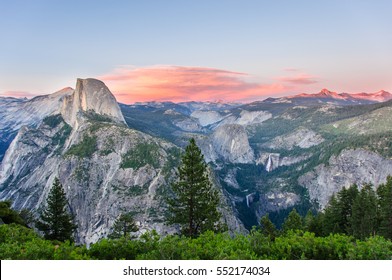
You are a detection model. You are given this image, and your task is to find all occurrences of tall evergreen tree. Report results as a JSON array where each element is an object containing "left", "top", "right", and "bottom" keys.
[
  {"left": 282, "top": 208, "right": 303, "bottom": 233},
  {"left": 166, "top": 138, "right": 222, "bottom": 238},
  {"left": 260, "top": 214, "right": 278, "bottom": 240},
  {"left": 304, "top": 210, "right": 323, "bottom": 236},
  {"left": 322, "top": 194, "right": 341, "bottom": 235},
  {"left": 36, "top": 177, "right": 76, "bottom": 242},
  {"left": 322, "top": 185, "right": 359, "bottom": 236},
  {"left": 108, "top": 212, "right": 138, "bottom": 239},
  {"left": 377, "top": 176, "right": 392, "bottom": 239},
  {"left": 337, "top": 184, "right": 358, "bottom": 234},
  {"left": 351, "top": 184, "right": 377, "bottom": 239}
]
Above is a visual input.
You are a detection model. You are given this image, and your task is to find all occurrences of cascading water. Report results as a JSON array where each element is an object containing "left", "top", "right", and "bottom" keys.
[{"left": 266, "top": 154, "right": 273, "bottom": 172}]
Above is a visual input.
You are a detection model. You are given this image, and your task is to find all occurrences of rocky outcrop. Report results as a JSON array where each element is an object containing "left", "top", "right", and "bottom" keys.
[
  {"left": 61, "top": 78, "right": 125, "bottom": 128},
  {"left": 264, "top": 127, "right": 324, "bottom": 150},
  {"left": 0, "top": 118, "right": 176, "bottom": 244},
  {"left": 173, "top": 118, "right": 203, "bottom": 132},
  {"left": 262, "top": 191, "right": 299, "bottom": 211},
  {"left": 235, "top": 110, "right": 272, "bottom": 126},
  {"left": 0, "top": 118, "right": 243, "bottom": 244},
  {"left": 200, "top": 124, "right": 254, "bottom": 164},
  {"left": 298, "top": 149, "right": 392, "bottom": 209},
  {"left": 252, "top": 191, "right": 300, "bottom": 221},
  {"left": 0, "top": 88, "right": 73, "bottom": 161},
  {"left": 191, "top": 110, "right": 224, "bottom": 127},
  {"left": 190, "top": 109, "right": 271, "bottom": 128},
  {"left": 0, "top": 88, "right": 73, "bottom": 132},
  {"left": 256, "top": 153, "right": 310, "bottom": 172}
]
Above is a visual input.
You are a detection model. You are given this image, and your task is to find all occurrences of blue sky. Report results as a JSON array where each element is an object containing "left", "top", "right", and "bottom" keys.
[{"left": 1, "top": 0, "right": 391, "bottom": 103}]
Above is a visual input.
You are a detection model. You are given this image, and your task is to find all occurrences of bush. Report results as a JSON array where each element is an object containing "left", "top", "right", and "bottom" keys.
[
  {"left": 0, "top": 224, "right": 38, "bottom": 243},
  {"left": 43, "top": 114, "right": 63, "bottom": 128},
  {"left": 0, "top": 224, "right": 89, "bottom": 260},
  {"left": 271, "top": 231, "right": 355, "bottom": 260},
  {"left": 348, "top": 236, "right": 392, "bottom": 260},
  {"left": 120, "top": 143, "right": 160, "bottom": 169},
  {"left": 88, "top": 238, "right": 140, "bottom": 260},
  {"left": 66, "top": 134, "right": 97, "bottom": 158}
]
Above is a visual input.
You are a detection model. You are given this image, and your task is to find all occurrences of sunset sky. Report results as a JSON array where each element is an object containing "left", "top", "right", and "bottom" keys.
[{"left": 0, "top": 0, "right": 391, "bottom": 103}]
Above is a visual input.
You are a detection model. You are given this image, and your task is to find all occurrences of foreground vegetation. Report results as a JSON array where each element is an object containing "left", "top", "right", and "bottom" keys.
[{"left": 1, "top": 223, "right": 391, "bottom": 260}]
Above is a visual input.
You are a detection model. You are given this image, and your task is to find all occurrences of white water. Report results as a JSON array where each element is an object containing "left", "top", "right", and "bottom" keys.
[
  {"left": 246, "top": 193, "right": 253, "bottom": 207},
  {"left": 266, "top": 154, "right": 273, "bottom": 172}
]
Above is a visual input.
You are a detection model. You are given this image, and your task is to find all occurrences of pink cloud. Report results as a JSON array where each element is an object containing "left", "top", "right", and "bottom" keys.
[
  {"left": 99, "top": 65, "right": 292, "bottom": 103},
  {"left": 277, "top": 73, "right": 319, "bottom": 85}
]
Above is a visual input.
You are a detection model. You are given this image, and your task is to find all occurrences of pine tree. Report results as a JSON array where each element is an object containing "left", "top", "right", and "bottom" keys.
[
  {"left": 108, "top": 212, "right": 138, "bottom": 239},
  {"left": 282, "top": 208, "right": 303, "bottom": 233},
  {"left": 351, "top": 184, "right": 377, "bottom": 239},
  {"left": 260, "top": 214, "right": 278, "bottom": 240},
  {"left": 304, "top": 210, "right": 323, "bottom": 236},
  {"left": 166, "top": 138, "right": 222, "bottom": 238},
  {"left": 36, "top": 177, "right": 76, "bottom": 242},
  {"left": 337, "top": 184, "right": 358, "bottom": 234},
  {"left": 322, "top": 185, "right": 359, "bottom": 236},
  {"left": 377, "top": 176, "right": 392, "bottom": 239},
  {"left": 322, "top": 194, "right": 341, "bottom": 235}
]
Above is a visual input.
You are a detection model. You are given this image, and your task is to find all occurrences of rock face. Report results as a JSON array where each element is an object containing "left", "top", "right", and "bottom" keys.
[
  {"left": 200, "top": 124, "right": 254, "bottom": 164},
  {"left": 260, "top": 192, "right": 299, "bottom": 212},
  {"left": 173, "top": 118, "right": 203, "bottom": 132},
  {"left": 0, "top": 88, "right": 73, "bottom": 132},
  {"left": 298, "top": 149, "right": 392, "bottom": 209},
  {"left": 191, "top": 110, "right": 224, "bottom": 127},
  {"left": 256, "top": 153, "right": 310, "bottom": 172},
  {"left": 61, "top": 78, "right": 125, "bottom": 128},
  {"left": 264, "top": 127, "right": 324, "bottom": 150},
  {"left": 0, "top": 118, "right": 178, "bottom": 244},
  {"left": 235, "top": 110, "right": 272, "bottom": 126},
  {"left": 0, "top": 88, "right": 73, "bottom": 161},
  {"left": 190, "top": 109, "right": 271, "bottom": 128}
]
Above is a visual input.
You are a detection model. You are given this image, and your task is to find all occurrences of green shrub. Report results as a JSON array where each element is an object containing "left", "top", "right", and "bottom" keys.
[
  {"left": 43, "top": 114, "right": 63, "bottom": 128},
  {"left": 348, "top": 236, "right": 392, "bottom": 260},
  {"left": 271, "top": 231, "right": 355, "bottom": 260},
  {"left": 66, "top": 135, "right": 97, "bottom": 158},
  {"left": 88, "top": 238, "right": 140, "bottom": 260},
  {"left": 121, "top": 142, "right": 160, "bottom": 169}
]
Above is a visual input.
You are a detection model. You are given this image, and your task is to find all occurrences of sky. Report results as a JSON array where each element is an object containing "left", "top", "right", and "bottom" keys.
[{"left": 0, "top": 0, "right": 391, "bottom": 103}]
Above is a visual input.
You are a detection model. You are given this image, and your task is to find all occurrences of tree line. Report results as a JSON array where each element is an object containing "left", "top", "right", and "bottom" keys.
[{"left": 258, "top": 178, "right": 392, "bottom": 242}]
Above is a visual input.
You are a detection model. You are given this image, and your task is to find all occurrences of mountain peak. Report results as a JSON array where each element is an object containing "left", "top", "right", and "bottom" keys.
[
  {"left": 61, "top": 78, "right": 125, "bottom": 128},
  {"left": 320, "top": 88, "right": 334, "bottom": 94},
  {"left": 318, "top": 89, "right": 342, "bottom": 98},
  {"left": 376, "top": 90, "right": 390, "bottom": 95}
]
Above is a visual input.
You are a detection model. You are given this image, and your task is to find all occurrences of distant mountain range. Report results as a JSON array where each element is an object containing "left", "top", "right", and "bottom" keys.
[
  {"left": 264, "top": 88, "right": 392, "bottom": 106},
  {"left": 2, "top": 82, "right": 392, "bottom": 243}
]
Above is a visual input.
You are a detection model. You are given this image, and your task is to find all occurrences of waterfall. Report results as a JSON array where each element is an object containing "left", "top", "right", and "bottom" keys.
[
  {"left": 246, "top": 193, "right": 252, "bottom": 207},
  {"left": 266, "top": 154, "right": 273, "bottom": 172}
]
